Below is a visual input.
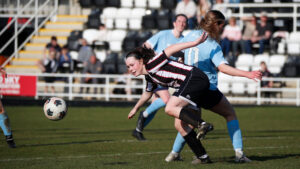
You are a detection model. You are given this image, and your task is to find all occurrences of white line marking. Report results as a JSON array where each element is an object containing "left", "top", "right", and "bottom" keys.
[{"left": 1, "top": 145, "right": 299, "bottom": 162}]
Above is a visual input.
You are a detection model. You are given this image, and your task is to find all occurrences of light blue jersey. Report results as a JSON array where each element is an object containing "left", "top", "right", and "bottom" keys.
[
  {"left": 147, "top": 30, "right": 184, "bottom": 61},
  {"left": 180, "top": 30, "right": 228, "bottom": 90}
]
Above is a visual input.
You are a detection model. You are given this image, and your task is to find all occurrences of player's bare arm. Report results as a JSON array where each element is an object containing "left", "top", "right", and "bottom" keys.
[{"left": 128, "top": 91, "right": 153, "bottom": 119}]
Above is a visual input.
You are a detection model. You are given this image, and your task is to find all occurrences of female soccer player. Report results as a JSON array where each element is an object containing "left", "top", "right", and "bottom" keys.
[
  {"left": 131, "top": 14, "right": 188, "bottom": 141},
  {"left": 126, "top": 32, "right": 214, "bottom": 164},
  {"left": 165, "top": 10, "right": 262, "bottom": 163},
  {"left": 0, "top": 68, "right": 16, "bottom": 148}
]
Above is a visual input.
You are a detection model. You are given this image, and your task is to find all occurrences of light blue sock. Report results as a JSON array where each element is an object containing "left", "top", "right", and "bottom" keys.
[
  {"left": 0, "top": 112, "right": 12, "bottom": 136},
  {"left": 143, "top": 110, "right": 157, "bottom": 127},
  {"left": 144, "top": 98, "right": 166, "bottom": 117},
  {"left": 172, "top": 132, "right": 186, "bottom": 153},
  {"left": 227, "top": 119, "right": 243, "bottom": 150}
]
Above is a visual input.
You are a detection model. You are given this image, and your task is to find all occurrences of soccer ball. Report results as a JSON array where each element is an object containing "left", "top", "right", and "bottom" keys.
[{"left": 43, "top": 97, "right": 67, "bottom": 121}]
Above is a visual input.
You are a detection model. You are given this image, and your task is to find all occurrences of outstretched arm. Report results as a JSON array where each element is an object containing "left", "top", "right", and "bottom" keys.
[
  {"left": 218, "top": 64, "right": 262, "bottom": 81},
  {"left": 164, "top": 32, "right": 208, "bottom": 58},
  {"left": 128, "top": 91, "right": 153, "bottom": 119}
]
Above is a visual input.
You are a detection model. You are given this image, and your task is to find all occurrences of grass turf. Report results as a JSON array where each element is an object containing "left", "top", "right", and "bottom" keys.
[{"left": 0, "top": 106, "right": 300, "bottom": 169}]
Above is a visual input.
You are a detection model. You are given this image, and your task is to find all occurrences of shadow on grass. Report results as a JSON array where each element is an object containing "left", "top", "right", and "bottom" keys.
[
  {"left": 18, "top": 139, "right": 113, "bottom": 148},
  {"left": 222, "top": 153, "right": 300, "bottom": 163},
  {"left": 103, "top": 162, "right": 129, "bottom": 166}
]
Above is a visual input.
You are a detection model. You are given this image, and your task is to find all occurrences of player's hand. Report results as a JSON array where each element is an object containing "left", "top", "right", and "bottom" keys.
[
  {"left": 194, "top": 32, "right": 208, "bottom": 45},
  {"left": 248, "top": 70, "right": 262, "bottom": 82},
  {"left": 128, "top": 109, "right": 137, "bottom": 119}
]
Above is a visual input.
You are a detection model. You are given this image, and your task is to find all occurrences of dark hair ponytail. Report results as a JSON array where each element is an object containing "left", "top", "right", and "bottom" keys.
[
  {"left": 125, "top": 45, "right": 156, "bottom": 64},
  {"left": 199, "top": 10, "right": 225, "bottom": 42}
]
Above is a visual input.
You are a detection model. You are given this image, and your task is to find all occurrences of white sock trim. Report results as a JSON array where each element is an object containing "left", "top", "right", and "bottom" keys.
[{"left": 143, "top": 111, "right": 149, "bottom": 118}]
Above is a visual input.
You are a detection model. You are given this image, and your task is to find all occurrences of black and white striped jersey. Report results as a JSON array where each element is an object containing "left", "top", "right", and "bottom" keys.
[{"left": 145, "top": 51, "right": 194, "bottom": 92}]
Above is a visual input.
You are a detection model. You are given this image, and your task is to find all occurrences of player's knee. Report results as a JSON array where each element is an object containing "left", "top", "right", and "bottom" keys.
[{"left": 164, "top": 105, "right": 174, "bottom": 116}]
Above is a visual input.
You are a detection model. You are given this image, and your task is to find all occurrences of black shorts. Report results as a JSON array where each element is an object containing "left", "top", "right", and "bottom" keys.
[{"left": 173, "top": 68, "right": 223, "bottom": 109}]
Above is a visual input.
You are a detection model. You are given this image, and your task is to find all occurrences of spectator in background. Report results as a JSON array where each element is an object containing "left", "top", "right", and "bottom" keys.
[
  {"left": 221, "top": 16, "right": 242, "bottom": 62},
  {"left": 241, "top": 15, "right": 257, "bottom": 54},
  {"left": 252, "top": 12, "right": 273, "bottom": 54},
  {"left": 37, "top": 48, "right": 58, "bottom": 94},
  {"left": 77, "top": 38, "right": 95, "bottom": 66},
  {"left": 79, "top": 55, "right": 102, "bottom": 95},
  {"left": 58, "top": 45, "right": 74, "bottom": 93},
  {"left": 197, "top": 0, "right": 211, "bottom": 24},
  {"left": 44, "top": 36, "right": 61, "bottom": 59},
  {"left": 58, "top": 45, "right": 74, "bottom": 73},
  {"left": 260, "top": 61, "right": 273, "bottom": 98},
  {"left": 175, "top": 0, "right": 197, "bottom": 29}
]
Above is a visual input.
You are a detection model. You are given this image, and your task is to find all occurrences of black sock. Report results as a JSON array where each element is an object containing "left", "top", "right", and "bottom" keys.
[
  {"left": 136, "top": 111, "right": 145, "bottom": 132},
  {"left": 184, "top": 130, "right": 207, "bottom": 158},
  {"left": 179, "top": 107, "right": 204, "bottom": 127}
]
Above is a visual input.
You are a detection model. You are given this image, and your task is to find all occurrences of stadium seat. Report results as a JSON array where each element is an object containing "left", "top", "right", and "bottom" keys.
[
  {"left": 156, "top": 11, "right": 172, "bottom": 30},
  {"left": 106, "top": 0, "right": 121, "bottom": 7},
  {"left": 269, "top": 55, "right": 286, "bottom": 67},
  {"left": 148, "top": 0, "right": 161, "bottom": 9},
  {"left": 122, "top": 31, "right": 139, "bottom": 52},
  {"left": 287, "top": 43, "right": 300, "bottom": 55},
  {"left": 137, "top": 31, "right": 153, "bottom": 46},
  {"left": 246, "top": 79, "right": 257, "bottom": 95},
  {"left": 70, "top": 51, "right": 79, "bottom": 60},
  {"left": 86, "top": 14, "right": 101, "bottom": 29},
  {"left": 94, "top": 0, "right": 106, "bottom": 6},
  {"left": 83, "top": 29, "right": 100, "bottom": 45},
  {"left": 129, "top": 8, "right": 146, "bottom": 30},
  {"left": 67, "top": 30, "right": 82, "bottom": 51},
  {"left": 121, "top": 0, "right": 133, "bottom": 7},
  {"left": 95, "top": 50, "right": 107, "bottom": 62},
  {"left": 142, "top": 15, "right": 157, "bottom": 29},
  {"left": 108, "top": 30, "right": 127, "bottom": 52},
  {"left": 101, "top": 7, "right": 118, "bottom": 29},
  {"left": 134, "top": 0, "right": 147, "bottom": 8},
  {"left": 231, "top": 77, "right": 247, "bottom": 95},
  {"left": 161, "top": 0, "right": 177, "bottom": 9},
  {"left": 115, "top": 8, "right": 131, "bottom": 29},
  {"left": 218, "top": 72, "right": 233, "bottom": 94},
  {"left": 253, "top": 54, "right": 269, "bottom": 66},
  {"left": 235, "top": 54, "right": 254, "bottom": 67},
  {"left": 287, "top": 32, "right": 300, "bottom": 43},
  {"left": 79, "top": 0, "right": 93, "bottom": 8}
]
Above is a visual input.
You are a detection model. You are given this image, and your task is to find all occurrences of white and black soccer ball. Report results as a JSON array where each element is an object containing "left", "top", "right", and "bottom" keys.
[{"left": 43, "top": 97, "right": 67, "bottom": 121}]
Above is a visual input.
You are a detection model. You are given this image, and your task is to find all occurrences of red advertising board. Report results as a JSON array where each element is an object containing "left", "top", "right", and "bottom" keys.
[{"left": 0, "top": 75, "right": 37, "bottom": 97}]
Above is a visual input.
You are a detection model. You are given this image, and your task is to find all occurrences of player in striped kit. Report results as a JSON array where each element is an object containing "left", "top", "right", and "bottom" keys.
[{"left": 126, "top": 32, "right": 215, "bottom": 164}]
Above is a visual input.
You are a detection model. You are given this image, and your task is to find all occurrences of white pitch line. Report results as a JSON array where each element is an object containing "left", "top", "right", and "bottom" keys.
[{"left": 1, "top": 145, "right": 300, "bottom": 162}]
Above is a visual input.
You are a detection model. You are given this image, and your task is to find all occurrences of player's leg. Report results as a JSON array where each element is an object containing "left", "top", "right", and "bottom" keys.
[
  {"left": 0, "top": 100, "right": 16, "bottom": 148},
  {"left": 175, "top": 119, "right": 212, "bottom": 164},
  {"left": 132, "top": 89, "right": 169, "bottom": 140},
  {"left": 209, "top": 95, "right": 251, "bottom": 163},
  {"left": 165, "top": 105, "right": 201, "bottom": 162},
  {"left": 165, "top": 96, "right": 213, "bottom": 140},
  {"left": 165, "top": 122, "right": 186, "bottom": 162}
]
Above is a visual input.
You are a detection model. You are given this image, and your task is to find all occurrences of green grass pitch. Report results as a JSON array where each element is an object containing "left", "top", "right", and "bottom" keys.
[{"left": 0, "top": 105, "right": 300, "bottom": 169}]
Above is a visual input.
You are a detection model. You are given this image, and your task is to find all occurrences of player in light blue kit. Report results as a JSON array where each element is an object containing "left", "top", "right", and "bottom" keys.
[
  {"left": 0, "top": 68, "right": 16, "bottom": 148},
  {"left": 165, "top": 10, "right": 262, "bottom": 163},
  {"left": 130, "top": 14, "right": 188, "bottom": 141}
]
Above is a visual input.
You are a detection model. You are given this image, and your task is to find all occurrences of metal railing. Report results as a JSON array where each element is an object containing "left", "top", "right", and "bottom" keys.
[
  {"left": 0, "top": 0, "right": 58, "bottom": 67},
  {"left": 3, "top": 73, "right": 300, "bottom": 106}
]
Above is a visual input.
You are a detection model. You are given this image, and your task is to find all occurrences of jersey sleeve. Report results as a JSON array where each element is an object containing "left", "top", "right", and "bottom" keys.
[
  {"left": 146, "top": 51, "right": 169, "bottom": 73},
  {"left": 146, "top": 31, "right": 162, "bottom": 49},
  {"left": 145, "top": 75, "right": 157, "bottom": 92},
  {"left": 210, "top": 44, "right": 228, "bottom": 67}
]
